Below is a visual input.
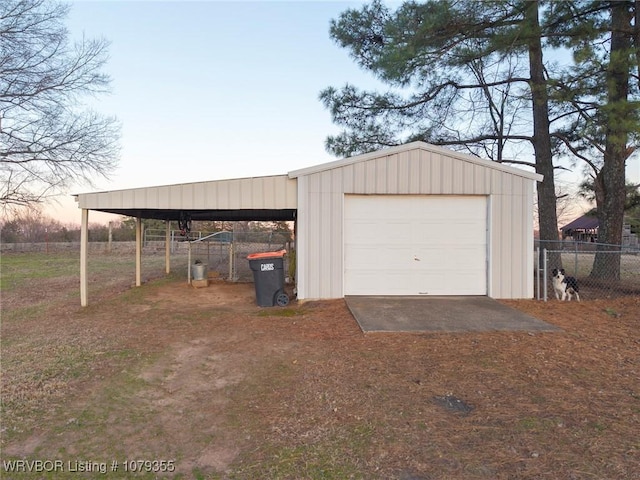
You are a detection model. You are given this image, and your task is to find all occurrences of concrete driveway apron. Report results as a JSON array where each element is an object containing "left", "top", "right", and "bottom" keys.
[{"left": 345, "top": 296, "right": 560, "bottom": 333}]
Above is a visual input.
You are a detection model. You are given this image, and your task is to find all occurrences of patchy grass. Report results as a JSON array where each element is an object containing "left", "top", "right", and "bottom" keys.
[
  {"left": 0, "top": 252, "right": 78, "bottom": 291},
  {"left": 231, "top": 440, "right": 368, "bottom": 480},
  {"left": 1, "top": 252, "right": 639, "bottom": 480},
  {"left": 603, "top": 306, "right": 621, "bottom": 317}
]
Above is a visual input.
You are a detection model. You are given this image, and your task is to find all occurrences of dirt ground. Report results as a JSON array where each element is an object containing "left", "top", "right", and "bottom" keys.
[{"left": 1, "top": 257, "right": 639, "bottom": 479}]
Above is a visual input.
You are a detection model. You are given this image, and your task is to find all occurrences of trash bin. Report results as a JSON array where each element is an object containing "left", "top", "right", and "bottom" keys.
[
  {"left": 192, "top": 262, "right": 207, "bottom": 281},
  {"left": 247, "top": 249, "right": 289, "bottom": 307}
]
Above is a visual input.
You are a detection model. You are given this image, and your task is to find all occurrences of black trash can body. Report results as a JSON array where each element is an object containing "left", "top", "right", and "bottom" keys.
[{"left": 247, "top": 250, "right": 289, "bottom": 307}]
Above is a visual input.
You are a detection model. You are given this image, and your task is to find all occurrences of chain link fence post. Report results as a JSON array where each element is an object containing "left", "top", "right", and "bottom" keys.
[
  {"left": 536, "top": 247, "right": 540, "bottom": 300},
  {"left": 543, "top": 248, "right": 548, "bottom": 302}
]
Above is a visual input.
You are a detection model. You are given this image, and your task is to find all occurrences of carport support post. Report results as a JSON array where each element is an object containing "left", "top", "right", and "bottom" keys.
[
  {"left": 107, "top": 221, "right": 113, "bottom": 253},
  {"left": 80, "top": 209, "right": 89, "bottom": 307},
  {"left": 165, "top": 220, "right": 171, "bottom": 274},
  {"left": 187, "top": 241, "right": 192, "bottom": 285},
  {"left": 135, "top": 216, "right": 142, "bottom": 287}
]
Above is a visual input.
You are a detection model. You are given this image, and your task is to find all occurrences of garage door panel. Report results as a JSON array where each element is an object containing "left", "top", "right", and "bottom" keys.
[
  {"left": 344, "top": 195, "right": 487, "bottom": 296},
  {"left": 345, "top": 270, "right": 413, "bottom": 295},
  {"left": 348, "top": 221, "right": 380, "bottom": 242},
  {"left": 411, "top": 247, "right": 443, "bottom": 264},
  {"left": 413, "top": 222, "right": 482, "bottom": 241},
  {"left": 412, "top": 271, "right": 446, "bottom": 294},
  {"left": 346, "top": 247, "right": 413, "bottom": 269},
  {"left": 413, "top": 229, "right": 450, "bottom": 244},
  {"left": 413, "top": 271, "right": 485, "bottom": 296},
  {"left": 447, "top": 272, "right": 486, "bottom": 294},
  {"left": 414, "top": 242, "right": 484, "bottom": 258},
  {"left": 349, "top": 223, "right": 415, "bottom": 244},
  {"left": 449, "top": 246, "right": 486, "bottom": 265},
  {"left": 448, "top": 222, "right": 484, "bottom": 236}
]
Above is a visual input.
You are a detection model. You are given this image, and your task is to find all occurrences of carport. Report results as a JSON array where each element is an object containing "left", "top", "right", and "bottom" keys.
[
  {"left": 75, "top": 141, "right": 542, "bottom": 307},
  {"left": 74, "top": 175, "right": 297, "bottom": 306}
]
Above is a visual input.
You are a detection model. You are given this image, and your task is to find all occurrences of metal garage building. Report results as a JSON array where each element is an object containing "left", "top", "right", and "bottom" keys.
[{"left": 75, "top": 142, "right": 542, "bottom": 305}]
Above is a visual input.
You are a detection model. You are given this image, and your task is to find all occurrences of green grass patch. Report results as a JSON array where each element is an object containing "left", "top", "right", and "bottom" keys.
[
  {"left": 39, "top": 351, "right": 164, "bottom": 459},
  {"left": 1, "top": 342, "right": 102, "bottom": 442},
  {"left": 603, "top": 307, "right": 620, "bottom": 317},
  {"left": 1, "top": 303, "right": 50, "bottom": 325},
  {"left": 0, "top": 252, "right": 79, "bottom": 290},
  {"left": 517, "top": 416, "right": 557, "bottom": 432}
]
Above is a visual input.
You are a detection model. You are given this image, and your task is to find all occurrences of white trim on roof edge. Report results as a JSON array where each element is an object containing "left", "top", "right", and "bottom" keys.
[{"left": 288, "top": 141, "right": 543, "bottom": 182}]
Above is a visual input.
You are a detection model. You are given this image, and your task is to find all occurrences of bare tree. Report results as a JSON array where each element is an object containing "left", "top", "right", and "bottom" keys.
[{"left": 0, "top": 0, "right": 120, "bottom": 211}]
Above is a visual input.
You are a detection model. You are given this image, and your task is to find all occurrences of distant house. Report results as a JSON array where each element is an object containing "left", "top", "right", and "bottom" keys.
[
  {"left": 561, "top": 214, "right": 638, "bottom": 249},
  {"left": 560, "top": 215, "right": 599, "bottom": 242}
]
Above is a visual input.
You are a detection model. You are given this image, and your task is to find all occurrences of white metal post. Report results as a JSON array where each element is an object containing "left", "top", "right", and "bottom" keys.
[
  {"left": 80, "top": 209, "right": 89, "bottom": 307},
  {"left": 187, "top": 241, "right": 192, "bottom": 285},
  {"left": 165, "top": 220, "right": 171, "bottom": 274},
  {"left": 108, "top": 221, "right": 113, "bottom": 253},
  {"left": 135, "top": 217, "right": 142, "bottom": 287}
]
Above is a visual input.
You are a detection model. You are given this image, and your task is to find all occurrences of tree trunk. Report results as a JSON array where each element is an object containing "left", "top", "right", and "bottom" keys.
[
  {"left": 591, "top": 2, "right": 633, "bottom": 280},
  {"left": 635, "top": 2, "right": 640, "bottom": 92},
  {"left": 526, "top": 1, "right": 562, "bottom": 269}
]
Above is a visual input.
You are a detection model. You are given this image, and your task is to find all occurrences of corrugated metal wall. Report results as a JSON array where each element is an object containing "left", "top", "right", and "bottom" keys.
[
  {"left": 77, "top": 175, "right": 297, "bottom": 210},
  {"left": 294, "top": 145, "right": 537, "bottom": 300}
]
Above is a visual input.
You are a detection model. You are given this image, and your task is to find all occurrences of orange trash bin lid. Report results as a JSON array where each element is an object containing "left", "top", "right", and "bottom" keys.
[{"left": 246, "top": 249, "right": 287, "bottom": 260}]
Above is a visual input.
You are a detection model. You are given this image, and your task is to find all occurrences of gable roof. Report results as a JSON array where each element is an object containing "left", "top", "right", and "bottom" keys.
[
  {"left": 288, "top": 141, "right": 543, "bottom": 182},
  {"left": 561, "top": 214, "right": 599, "bottom": 232}
]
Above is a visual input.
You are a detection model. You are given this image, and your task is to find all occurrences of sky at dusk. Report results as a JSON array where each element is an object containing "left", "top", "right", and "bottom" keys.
[
  {"left": 49, "top": 0, "right": 385, "bottom": 222},
  {"left": 45, "top": 0, "right": 639, "bottom": 224}
]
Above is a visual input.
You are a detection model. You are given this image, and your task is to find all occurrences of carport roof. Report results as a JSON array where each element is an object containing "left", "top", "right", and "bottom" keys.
[{"left": 73, "top": 174, "right": 297, "bottom": 221}]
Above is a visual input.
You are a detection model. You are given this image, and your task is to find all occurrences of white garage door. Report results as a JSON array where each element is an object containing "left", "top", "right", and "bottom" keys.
[{"left": 344, "top": 195, "right": 487, "bottom": 296}]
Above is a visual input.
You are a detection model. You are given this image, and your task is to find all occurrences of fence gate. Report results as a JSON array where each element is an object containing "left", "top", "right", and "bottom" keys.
[{"left": 173, "top": 231, "right": 292, "bottom": 283}]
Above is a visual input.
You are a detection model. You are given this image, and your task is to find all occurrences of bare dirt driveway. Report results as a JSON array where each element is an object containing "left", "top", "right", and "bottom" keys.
[{"left": 1, "top": 252, "right": 639, "bottom": 479}]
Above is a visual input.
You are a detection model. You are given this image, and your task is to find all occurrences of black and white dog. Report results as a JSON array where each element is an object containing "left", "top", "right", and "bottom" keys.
[{"left": 551, "top": 268, "right": 581, "bottom": 301}]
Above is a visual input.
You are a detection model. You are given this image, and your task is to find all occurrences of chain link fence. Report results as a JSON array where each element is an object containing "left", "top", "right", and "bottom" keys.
[
  {"left": 2, "top": 229, "right": 294, "bottom": 284},
  {"left": 535, "top": 240, "right": 640, "bottom": 300},
  {"left": 172, "top": 231, "right": 293, "bottom": 283}
]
